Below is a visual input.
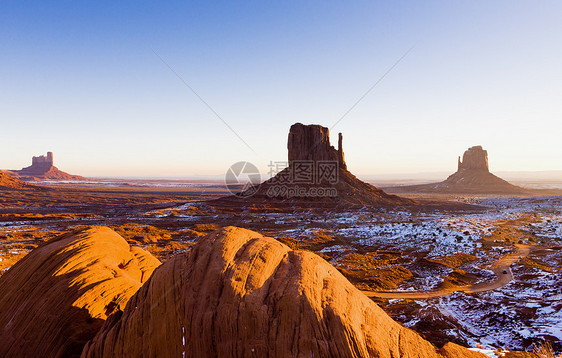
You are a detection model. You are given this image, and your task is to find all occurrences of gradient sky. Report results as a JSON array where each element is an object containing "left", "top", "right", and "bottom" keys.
[{"left": 1, "top": 1, "right": 561, "bottom": 177}]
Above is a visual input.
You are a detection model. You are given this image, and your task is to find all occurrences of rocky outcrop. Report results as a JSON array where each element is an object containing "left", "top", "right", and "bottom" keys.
[
  {"left": 82, "top": 226, "right": 484, "bottom": 358},
  {"left": 10, "top": 152, "right": 87, "bottom": 181},
  {"left": 0, "top": 170, "right": 35, "bottom": 189},
  {"left": 212, "top": 123, "right": 414, "bottom": 209},
  {"left": 386, "top": 146, "right": 527, "bottom": 195},
  {"left": 0, "top": 227, "right": 160, "bottom": 358}
]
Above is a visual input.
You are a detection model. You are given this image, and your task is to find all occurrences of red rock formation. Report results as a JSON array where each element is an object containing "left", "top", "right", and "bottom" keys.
[
  {"left": 0, "top": 227, "right": 160, "bottom": 358},
  {"left": 82, "top": 227, "right": 484, "bottom": 358},
  {"left": 11, "top": 152, "right": 87, "bottom": 181}
]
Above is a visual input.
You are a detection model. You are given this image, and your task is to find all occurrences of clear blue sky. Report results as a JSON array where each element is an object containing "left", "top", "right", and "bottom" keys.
[{"left": 1, "top": 1, "right": 561, "bottom": 177}]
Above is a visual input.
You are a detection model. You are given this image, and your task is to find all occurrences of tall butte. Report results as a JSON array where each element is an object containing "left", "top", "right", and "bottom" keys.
[
  {"left": 213, "top": 123, "right": 413, "bottom": 208},
  {"left": 387, "top": 145, "right": 526, "bottom": 194}
]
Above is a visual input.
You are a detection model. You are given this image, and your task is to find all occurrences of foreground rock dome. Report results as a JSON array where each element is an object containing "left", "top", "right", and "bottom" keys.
[
  {"left": 0, "top": 227, "right": 160, "bottom": 358},
  {"left": 82, "top": 226, "right": 484, "bottom": 358}
]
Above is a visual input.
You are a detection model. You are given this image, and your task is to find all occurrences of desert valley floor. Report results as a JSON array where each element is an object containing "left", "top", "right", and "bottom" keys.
[{"left": 1, "top": 179, "right": 561, "bottom": 356}]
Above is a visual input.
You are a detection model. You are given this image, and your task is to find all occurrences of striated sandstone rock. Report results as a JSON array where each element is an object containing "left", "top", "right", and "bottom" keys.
[
  {"left": 0, "top": 227, "right": 160, "bottom": 358},
  {"left": 82, "top": 226, "right": 484, "bottom": 358}
]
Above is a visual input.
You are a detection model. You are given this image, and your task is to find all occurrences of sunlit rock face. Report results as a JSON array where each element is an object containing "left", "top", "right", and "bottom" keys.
[{"left": 82, "top": 226, "right": 485, "bottom": 358}]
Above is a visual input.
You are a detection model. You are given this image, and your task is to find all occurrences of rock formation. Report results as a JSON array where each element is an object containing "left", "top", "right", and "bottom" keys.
[
  {"left": 0, "top": 227, "right": 160, "bottom": 358},
  {"left": 386, "top": 146, "right": 527, "bottom": 195},
  {"left": 213, "top": 123, "right": 413, "bottom": 209},
  {"left": 82, "top": 226, "right": 484, "bottom": 358},
  {"left": 9, "top": 152, "right": 87, "bottom": 181}
]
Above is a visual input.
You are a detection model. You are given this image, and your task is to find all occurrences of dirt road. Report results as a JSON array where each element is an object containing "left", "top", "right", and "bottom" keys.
[{"left": 363, "top": 244, "right": 531, "bottom": 299}]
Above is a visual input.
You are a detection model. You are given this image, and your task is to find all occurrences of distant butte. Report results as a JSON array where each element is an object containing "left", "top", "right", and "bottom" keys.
[
  {"left": 386, "top": 145, "right": 527, "bottom": 195},
  {"left": 8, "top": 152, "right": 87, "bottom": 181}
]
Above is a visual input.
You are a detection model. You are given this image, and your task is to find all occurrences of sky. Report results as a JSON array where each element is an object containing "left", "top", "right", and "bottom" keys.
[{"left": 1, "top": 1, "right": 561, "bottom": 178}]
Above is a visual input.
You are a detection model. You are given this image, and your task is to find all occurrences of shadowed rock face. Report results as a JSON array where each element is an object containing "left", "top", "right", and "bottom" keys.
[
  {"left": 288, "top": 123, "right": 346, "bottom": 169},
  {"left": 82, "top": 227, "right": 485, "bottom": 358},
  {"left": 0, "top": 227, "right": 160, "bottom": 358}
]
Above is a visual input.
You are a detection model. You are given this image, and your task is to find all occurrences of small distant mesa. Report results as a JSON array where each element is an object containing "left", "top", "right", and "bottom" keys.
[
  {"left": 387, "top": 145, "right": 527, "bottom": 194},
  {"left": 7, "top": 152, "right": 87, "bottom": 181}
]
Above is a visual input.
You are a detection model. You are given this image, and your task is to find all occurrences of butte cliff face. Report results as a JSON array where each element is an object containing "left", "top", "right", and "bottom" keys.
[
  {"left": 386, "top": 146, "right": 527, "bottom": 195},
  {"left": 287, "top": 123, "right": 347, "bottom": 169},
  {"left": 457, "top": 146, "right": 489, "bottom": 172},
  {"left": 10, "top": 152, "right": 87, "bottom": 181},
  {"left": 214, "top": 123, "right": 413, "bottom": 209},
  {"left": 0, "top": 227, "right": 160, "bottom": 358},
  {"left": 82, "top": 226, "right": 484, "bottom": 358}
]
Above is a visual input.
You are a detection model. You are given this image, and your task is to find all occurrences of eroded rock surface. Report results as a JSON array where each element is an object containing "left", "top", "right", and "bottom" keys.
[
  {"left": 82, "top": 226, "right": 484, "bottom": 358},
  {"left": 0, "top": 226, "right": 160, "bottom": 358}
]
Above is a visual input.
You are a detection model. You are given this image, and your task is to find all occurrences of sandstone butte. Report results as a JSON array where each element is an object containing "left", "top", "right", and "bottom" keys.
[
  {"left": 8, "top": 152, "right": 87, "bottom": 181},
  {"left": 386, "top": 145, "right": 527, "bottom": 194},
  {"left": 0, "top": 227, "right": 160, "bottom": 358},
  {"left": 82, "top": 226, "right": 485, "bottom": 358},
  {"left": 212, "top": 123, "right": 415, "bottom": 208}
]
